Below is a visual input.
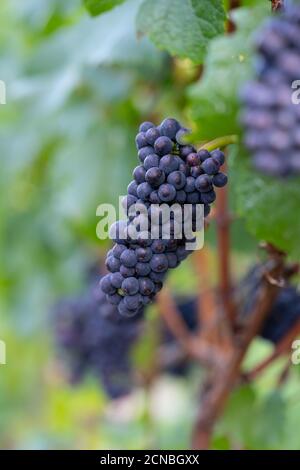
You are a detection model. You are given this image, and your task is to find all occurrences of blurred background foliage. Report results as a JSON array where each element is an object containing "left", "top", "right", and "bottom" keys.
[{"left": 0, "top": 0, "right": 300, "bottom": 450}]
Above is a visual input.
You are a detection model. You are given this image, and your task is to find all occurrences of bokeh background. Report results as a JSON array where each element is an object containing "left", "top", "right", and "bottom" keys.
[{"left": 1, "top": 0, "right": 300, "bottom": 450}]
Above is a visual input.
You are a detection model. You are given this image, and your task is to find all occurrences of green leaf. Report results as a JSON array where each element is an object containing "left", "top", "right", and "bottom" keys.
[
  {"left": 188, "top": 5, "right": 270, "bottom": 139},
  {"left": 136, "top": 0, "right": 226, "bottom": 64},
  {"left": 231, "top": 146, "right": 300, "bottom": 261},
  {"left": 83, "top": 0, "right": 125, "bottom": 16}
]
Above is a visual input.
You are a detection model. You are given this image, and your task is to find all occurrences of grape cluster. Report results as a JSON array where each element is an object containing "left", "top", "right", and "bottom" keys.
[
  {"left": 240, "top": 5, "right": 300, "bottom": 176},
  {"left": 239, "top": 265, "right": 300, "bottom": 343},
  {"left": 100, "top": 118, "right": 228, "bottom": 317},
  {"left": 52, "top": 279, "right": 144, "bottom": 399}
]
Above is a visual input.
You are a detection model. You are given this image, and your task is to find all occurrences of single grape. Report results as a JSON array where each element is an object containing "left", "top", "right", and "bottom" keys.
[
  {"left": 133, "top": 165, "right": 146, "bottom": 183},
  {"left": 135, "top": 262, "right": 151, "bottom": 276},
  {"left": 137, "top": 182, "right": 152, "bottom": 200},
  {"left": 110, "top": 272, "right": 124, "bottom": 289},
  {"left": 100, "top": 275, "right": 117, "bottom": 295},
  {"left": 127, "top": 180, "right": 138, "bottom": 196},
  {"left": 121, "top": 277, "right": 139, "bottom": 295},
  {"left": 138, "top": 146, "right": 154, "bottom": 163},
  {"left": 145, "top": 127, "right": 161, "bottom": 145},
  {"left": 201, "top": 158, "right": 220, "bottom": 175},
  {"left": 120, "top": 249, "right": 137, "bottom": 268},
  {"left": 139, "top": 121, "right": 154, "bottom": 133},
  {"left": 167, "top": 171, "right": 186, "bottom": 190},
  {"left": 158, "top": 183, "right": 176, "bottom": 202},
  {"left": 212, "top": 173, "right": 228, "bottom": 188},
  {"left": 154, "top": 136, "right": 173, "bottom": 156},
  {"left": 145, "top": 167, "right": 165, "bottom": 187},
  {"left": 106, "top": 256, "right": 121, "bottom": 273},
  {"left": 139, "top": 278, "right": 155, "bottom": 296},
  {"left": 160, "top": 118, "right": 180, "bottom": 140},
  {"left": 135, "top": 132, "right": 147, "bottom": 149},
  {"left": 144, "top": 154, "right": 160, "bottom": 170},
  {"left": 186, "top": 153, "right": 201, "bottom": 167},
  {"left": 195, "top": 174, "right": 213, "bottom": 193},
  {"left": 150, "top": 254, "right": 168, "bottom": 273}
]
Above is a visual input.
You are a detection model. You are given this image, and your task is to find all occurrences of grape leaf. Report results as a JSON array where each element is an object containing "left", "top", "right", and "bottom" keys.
[
  {"left": 83, "top": 0, "right": 125, "bottom": 16},
  {"left": 188, "top": 5, "right": 270, "bottom": 140},
  {"left": 231, "top": 146, "right": 300, "bottom": 261},
  {"left": 136, "top": 0, "right": 226, "bottom": 64}
]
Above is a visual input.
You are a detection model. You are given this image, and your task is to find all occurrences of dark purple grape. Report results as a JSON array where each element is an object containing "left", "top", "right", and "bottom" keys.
[
  {"left": 144, "top": 154, "right": 160, "bottom": 170},
  {"left": 100, "top": 275, "right": 116, "bottom": 295},
  {"left": 120, "top": 249, "right": 137, "bottom": 268},
  {"left": 133, "top": 165, "right": 146, "bottom": 184},
  {"left": 135, "top": 262, "right": 151, "bottom": 277},
  {"left": 139, "top": 121, "right": 154, "bottom": 133},
  {"left": 160, "top": 118, "right": 180, "bottom": 140},
  {"left": 135, "top": 132, "right": 147, "bottom": 149},
  {"left": 149, "top": 190, "right": 161, "bottom": 204},
  {"left": 145, "top": 127, "right": 161, "bottom": 145},
  {"left": 158, "top": 184, "right": 176, "bottom": 202},
  {"left": 136, "top": 247, "right": 152, "bottom": 262},
  {"left": 127, "top": 180, "right": 138, "bottom": 196},
  {"left": 195, "top": 174, "right": 213, "bottom": 193},
  {"left": 213, "top": 173, "right": 228, "bottom": 188},
  {"left": 190, "top": 166, "right": 204, "bottom": 178},
  {"left": 166, "top": 252, "right": 178, "bottom": 269},
  {"left": 112, "top": 244, "right": 127, "bottom": 259},
  {"left": 137, "top": 182, "right": 152, "bottom": 200},
  {"left": 211, "top": 149, "right": 225, "bottom": 166},
  {"left": 197, "top": 149, "right": 210, "bottom": 162},
  {"left": 121, "top": 277, "right": 139, "bottom": 295},
  {"left": 139, "top": 278, "right": 155, "bottom": 296},
  {"left": 124, "top": 294, "right": 142, "bottom": 311},
  {"left": 180, "top": 145, "right": 196, "bottom": 159},
  {"left": 201, "top": 158, "right": 220, "bottom": 175},
  {"left": 200, "top": 190, "right": 216, "bottom": 204},
  {"left": 106, "top": 256, "right": 121, "bottom": 273},
  {"left": 150, "top": 254, "right": 168, "bottom": 273},
  {"left": 167, "top": 171, "right": 186, "bottom": 190},
  {"left": 184, "top": 176, "right": 195, "bottom": 193},
  {"left": 138, "top": 146, "right": 154, "bottom": 163},
  {"left": 118, "top": 299, "right": 138, "bottom": 317},
  {"left": 151, "top": 239, "right": 166, "bottom": 254},
  {"left": 154, "top": 136, "right": 173, "bottom": 156},
  {"left": 159, "top": 155, "right": 179, "bottom": 175},
  {"left": 120, "top": 265, "right": 135, "bottom": 278},
  {"left": 145, "top": 167, "right": 165, "bottom": 187},
  {"left": 186, "top": 153, "right": 201, "bottom": 167},
  {"left": 110, "top": 272, "right": 124, "bottom": 289}
]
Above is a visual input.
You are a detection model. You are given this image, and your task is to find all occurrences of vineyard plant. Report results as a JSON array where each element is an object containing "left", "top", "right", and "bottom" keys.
[{"left": 1, "top": 0, "right": 300, "bottom": 452}]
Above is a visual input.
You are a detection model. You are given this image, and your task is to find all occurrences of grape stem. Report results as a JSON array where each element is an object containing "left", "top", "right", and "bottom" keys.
[{"left": 200, "top": 135, "right": 238, "bottom": 152}]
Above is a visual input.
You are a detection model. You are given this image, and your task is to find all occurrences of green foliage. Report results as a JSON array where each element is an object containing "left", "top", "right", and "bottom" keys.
[
  {"left": 231, "top": 147, "right": 300, "bottom": 261},
  {"left": 83, "top": 0, "right": 126, "bottom": 16},
  {"left": 137, "top": 0, "right": 225, "bottom": 64}
]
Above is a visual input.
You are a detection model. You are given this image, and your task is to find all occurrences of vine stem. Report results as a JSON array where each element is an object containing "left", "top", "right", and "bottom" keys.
[
  {"left": 215, "top": 156, "right": 237, "bottom": 326},
  {"left": 200, "top": 135, "right": 238, "bottom": 152},
  {"left": 192, "top": 249, "right": 285, "bottom": 449}
]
